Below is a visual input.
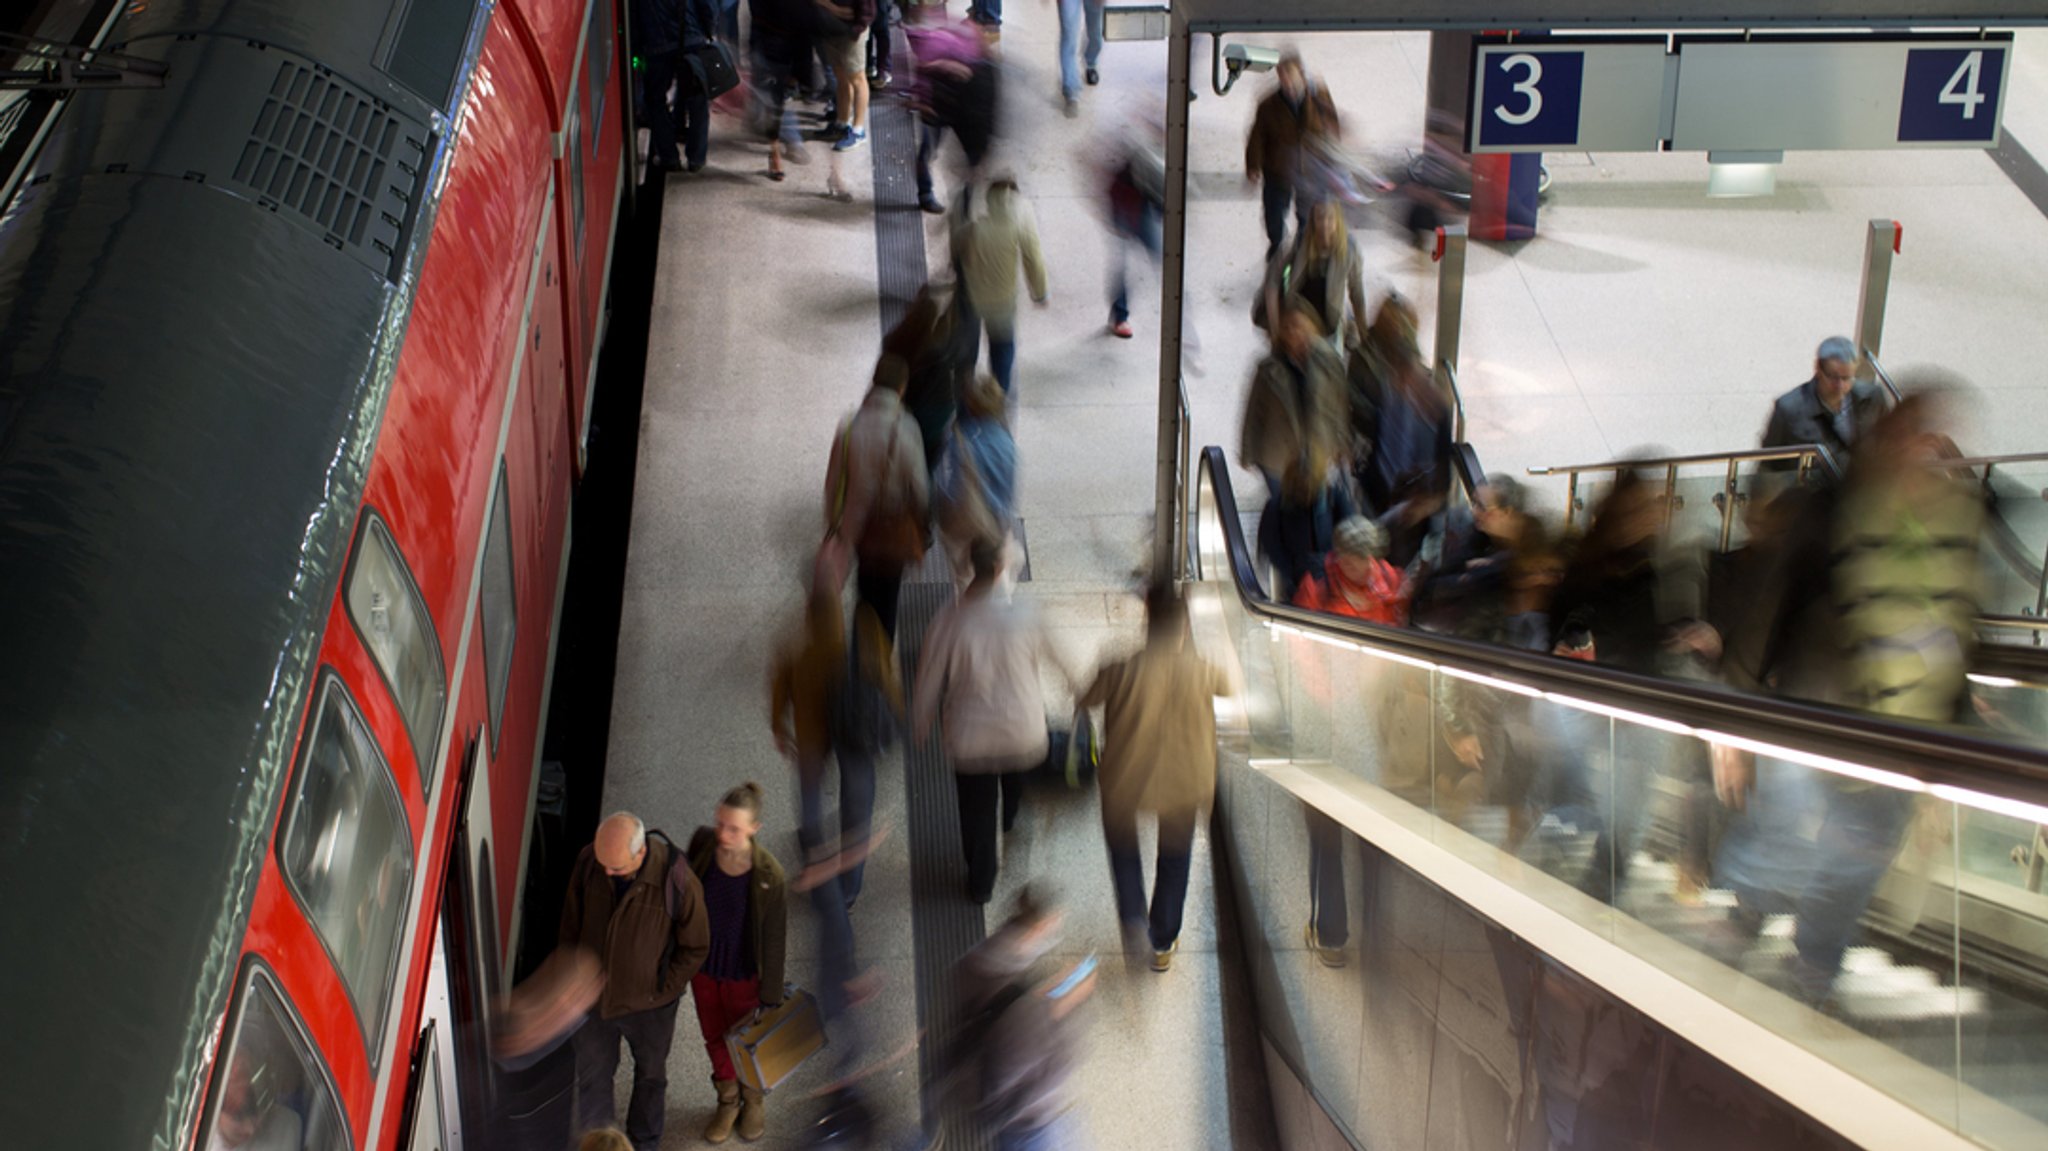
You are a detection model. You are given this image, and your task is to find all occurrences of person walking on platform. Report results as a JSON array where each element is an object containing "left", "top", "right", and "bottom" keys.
[
  {"left": 753, "top": 0, "right": 816, "bottom": 180},
  {"left": 633, "top": 0, "right": 687, "bottom": 173},
  {"left": 1758, "top": 335, "right": 1886, "bottom": 471},
  {"left": 952, "top": 175, "right": 1049, "bottom": 395},
  {"left": 906, "top": 16, "right": 1001, "bottom": 214},
  {"left": 950, "top": 888, "right": 1097, "bottom": 1150},
  {"left": 823, "top": 357, "right": 930, "bottom": 639},
  {"left": 883, "top": 284, "right": 977, "bottom": 480},
  {"left": 1052, "top": 0, "right": 1105, "bottom": 116},
  {"left": 1244, "top": 50, "right": 1341, "bottom": 259},
  {"left": 685, "top": 783, "right": 788, "bottom": 1144},
  {"left": 912, "top": 540, "right": 1058, "bottom": 904},
  {"left": 934, "top": 374, "right": 1021, "bottom": 589},
  {"left": 816, "top": 0, "right": 876, "bottom": 150},
  {"left": 560, "top": 812, "right": 711, "bottom": 1151},
  {"left": 1102, "top": 124, "right": 1164, "bottom": 339},
  {"left": 1078, "top": 581, "right": 1232, "bottom": 972}
]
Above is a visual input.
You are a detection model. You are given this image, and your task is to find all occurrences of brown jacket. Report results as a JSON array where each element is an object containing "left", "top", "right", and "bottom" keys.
[
  {"left": 686, "top": 828, "right": 790, "bottom": 1006},
  {"left": 1079, "top": 641, "right": 1231, "bottom": 825},
  {"left": 771, "top": 604, "right": 903, "bottom": 766},
  {"left": 558, "top": 834, "right": 710, "bottom": 1019},
  {"left": 1245, "top": 83, "right": 1340, "bottom": 185}
]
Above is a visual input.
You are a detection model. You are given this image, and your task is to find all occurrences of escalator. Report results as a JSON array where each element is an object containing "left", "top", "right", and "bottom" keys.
[{"left": 1188, "top": 444, "right": 2048, "bottom": 1151}]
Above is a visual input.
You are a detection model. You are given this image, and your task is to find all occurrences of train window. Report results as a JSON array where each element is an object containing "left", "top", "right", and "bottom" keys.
[
  {"left": 480, "top": 466, "right": 517, "bottom": 751},
  {"left": 585, "top": 0, "right": 612, "bottom": 158},
  {"left": 384, "top": 0, "right": 476, "bottom": 109},
  {"left": 279, "top": 676, "right": 416, "bottom": 1065},
  {"left": 199, "top": 963, "right": 350, "bottom": 1151},
  {"left": 346, "top": 514, "right": 448, "bottom": 787}
]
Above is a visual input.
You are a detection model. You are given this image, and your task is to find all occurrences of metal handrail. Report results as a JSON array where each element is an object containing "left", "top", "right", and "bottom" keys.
[
  {"left": 1527, "top": 444, "right": 1842, "bottom": 478},
  {"left": 1174, "top": 379, "right": 1194, "bottom": 580},
  {"left": 1195, "top": 444, "right": 2048, "bottom": 804},
  {"left": 1440, "top": 359, "right": 1466, "bottom": 446},
  {"left": 1864, "top": 348, "right": 1906, "bottom": 406},
  {"left": 1939, "top": 451, "right": 2048, "bottom": 471}
]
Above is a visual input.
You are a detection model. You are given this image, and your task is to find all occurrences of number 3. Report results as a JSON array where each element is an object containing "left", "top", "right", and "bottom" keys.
[{"left": 1494, "top": 53, "right": 1543, "bottom": 126}]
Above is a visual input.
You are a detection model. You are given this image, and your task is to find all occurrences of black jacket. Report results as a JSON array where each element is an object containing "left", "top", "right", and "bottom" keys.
[{"left": 1759, "top": 377, "right": 1885, "bottom": 469}]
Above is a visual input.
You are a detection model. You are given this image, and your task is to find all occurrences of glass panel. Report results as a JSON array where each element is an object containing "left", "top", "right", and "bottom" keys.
[
  {"left": 1190, "top": 453, "right": 2048, "bottom": 1146},
  {"left": 347, "top": 515, "right": 447, "bottom": 785},
  {"left": 1977, "top": 461, "right": 2048, "bottom": 619},
  {"left": 405, "top": 1026, "right": 446, "bottom": 1151},
  {"left": 280, "top": 678, "right": 416, "bottom": 1060},
  {"left": 480, "top": 468, "right": 517, "bottom": 749},
  {"left": 201, "top": 968, "right": 349, "bottom": 1151}
]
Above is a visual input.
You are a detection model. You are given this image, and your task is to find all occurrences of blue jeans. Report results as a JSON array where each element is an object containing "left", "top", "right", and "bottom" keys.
[
  {"left": 1109, "top": 200, "right": 1162, "bottom": 324},
  {"left": 1261, "top": 178, "right": 1307, "bottom": 258},
  {"left": 987, "top": 329, "right": 1017, "bottom": 394},
  {"left": 969, "top": 0, "right": 1002, "bottom": 26},
  {"left": 1056, "top": 0, "right": 1104, "bottom": 98},
  {"left": 798, "top": 744, "right": 879, "bottom": 904},
  {"left": 1104, "top": 805, "right": 1197, "bottom": 951}
]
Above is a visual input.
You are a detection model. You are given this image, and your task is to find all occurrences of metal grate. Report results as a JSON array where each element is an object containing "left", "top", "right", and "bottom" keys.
[{"left": 232, "top": 61, "right": 426, "bottom": 279}]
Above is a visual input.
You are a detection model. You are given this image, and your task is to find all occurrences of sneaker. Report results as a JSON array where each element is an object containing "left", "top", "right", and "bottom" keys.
[
  {"left": 872, "top": 69, "right": 893, "bottom": 90},
  {"left": 1110, "top": 320, "right": 1133, "bottom": 339},
  {"left": 918, "top": 191, "right": 945, "bottom": 214},
  {"left": 1086, "top": 67, "right": 1100, "bottom": 86},
  {"left": 833, "top": 126, "right": 867, "bottom": 152},
  {"left": 1151, "top": 939, "right": 1178, "bottom": 973}
]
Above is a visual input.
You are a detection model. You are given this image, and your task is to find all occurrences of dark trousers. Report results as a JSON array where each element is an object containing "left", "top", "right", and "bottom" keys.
[
  {"left": 798, "top": 743, "right": 879, "bottom": 903},
  {"left": 1306, "top": 806, "right": 1348, "bottom": 948},
  {"left": 983, "top": 324, "right": 1017, "bottom": 394},
  {"left": 678, "top": 85, "right": 710, "bottom": 168},
  {"left": 644, "top": 51, "right": 682, "bottom": 168},
  {"left": 571, "top": 999, "right": 682, "bottom": 1151},
  {"left": 856, "top": 561, "right": 905, "bottom": 641},
  {"left": 955, "top": 770, "right": 1026, "bottom": 902},
  {"left": 869, "top": 1, "right": 893, "bottom": 74},
  {"left": 968, "top": 0, "right": 1002, "bottom": 25},
  {"left": 1103, "top": 805, "right": 1198, "bottom": 951},
  {"left": 1109, "top": 200, "right": 1163, "bottom": 324},
  {"left": 1261, "top": 178, "right": 1306, "bottom": 258}
]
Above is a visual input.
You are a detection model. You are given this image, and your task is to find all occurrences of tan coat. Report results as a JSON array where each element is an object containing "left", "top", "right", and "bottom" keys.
[
  {"left": 1079, "top": 641, "right": 1231, "bottom": 824},
  {"left": 950, "top": 182, "right": 1049, "bottom": 336}
]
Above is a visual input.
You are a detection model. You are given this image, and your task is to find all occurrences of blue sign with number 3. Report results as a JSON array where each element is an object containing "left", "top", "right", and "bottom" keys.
[
  {"left": 1898, "top": 47, "right": 2004, "bottom": 143},
  {"left": 1478, "top": 50, "right": 1585, "bottom": 148}
]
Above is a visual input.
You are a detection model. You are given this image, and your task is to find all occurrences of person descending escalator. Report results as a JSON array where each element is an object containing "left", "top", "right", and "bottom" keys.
[{"left": 1240, "top": 299, "right": 1350, "bottom": 599}]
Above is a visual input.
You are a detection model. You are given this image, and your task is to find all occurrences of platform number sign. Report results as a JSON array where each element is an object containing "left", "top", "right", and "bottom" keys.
[
  {"left": 1478, "top": 50, "right": 1586, "bottom": 148},
  {"left": 1898, "top": 46, "right": 2005, "bottom": 143}
]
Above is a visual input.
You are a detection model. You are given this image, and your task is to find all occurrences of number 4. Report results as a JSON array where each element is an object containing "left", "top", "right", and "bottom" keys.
[{"left": 1940, "top": 50, "right": 1986, "bottom": 121}]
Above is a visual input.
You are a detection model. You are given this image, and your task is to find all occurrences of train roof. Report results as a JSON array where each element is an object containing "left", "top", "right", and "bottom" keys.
[{"left": 0, "top": 85, "right": 399, "bottom": 1151}]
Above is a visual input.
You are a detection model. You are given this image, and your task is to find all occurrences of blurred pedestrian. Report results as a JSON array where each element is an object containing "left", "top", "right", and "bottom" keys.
[
  {"left": 1759, "top": 336, "right": 1885, "bottom": 470},
  {"left": 1052, "top": 0, "right": 1105, "bottom": 116},
  {"left": 951, "top": 888, "right": 1096, "bottom": 1150},
  {"left": 1260, "top": 199, "right": 1367, "bottom": 355},
  {"left": 1078, "top": 581, "right": 1232, "bottom": 971},
  {"left": 906, "top": 16, "right": 1001, "bottom": 214},
  {"left": 883, "top": 284, "right": 976, "bottom": 481},
  {"left": 1240, "top": 301, "right": 1351, "bottom": 596},
  {"left": 1244, "top": 50, "right": 1341, "bottom": 259},
  {"left": 753, "top": 0, "right": 815, "bottom": 180},
  {"left": 685, "top": 783, "right": 787, "bottom": 1144},
  {"left": 561, "top": 812, "right": 711, "bottom": 1151},
  {"left": 1409, "top": 474, "right": 1535, "bottom": 636},
  {"left": 912, "top": 540, "right": 1057, "bottom": 903},
  {"left": 1350, "top": 293, "right": 1450, "bottom": 522},
  {"left": 633, "top": 0, "right": 687, "bottom": 173},
  {"left": 935, "top": 374, "right": 1021, "bottom": 588},
  {"left": 823, "top": 356, "right": 930, "bottom": 639},
  {"left": 1102, "top": 125, "right": 1164, "bottom": 339},
  {"left": 953, "top": 175, "right": 1050, "bottom": 394}
]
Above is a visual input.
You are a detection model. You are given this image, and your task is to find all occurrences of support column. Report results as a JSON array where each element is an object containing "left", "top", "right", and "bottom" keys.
[
  {"left": 1433, "top": 226, "right": 1468, "bottom": 445},
  {"left": 1151, "top": 11, "right": 1193, "bottom": 580},
  {"left": 1853, "top": 218, "right": 1901, "bottom": 398}
]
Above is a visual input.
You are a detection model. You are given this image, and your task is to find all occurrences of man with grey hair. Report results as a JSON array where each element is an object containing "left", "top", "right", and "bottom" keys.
[
  {"left": 1759, "top": 336, "right": 1887, "bottom": 470},
  {"left": 560, "top": 811, "right": 710, "bottom": 1151}
]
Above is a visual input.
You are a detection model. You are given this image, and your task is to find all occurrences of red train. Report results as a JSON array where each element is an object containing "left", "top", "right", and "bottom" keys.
[{"left": 0, "top": 0, "right": 630, "bottom": 1147}]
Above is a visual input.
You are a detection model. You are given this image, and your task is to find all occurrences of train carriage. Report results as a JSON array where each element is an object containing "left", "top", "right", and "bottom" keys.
[{"left": 0, "top": 0, "right": 630, "bottom": 1146}]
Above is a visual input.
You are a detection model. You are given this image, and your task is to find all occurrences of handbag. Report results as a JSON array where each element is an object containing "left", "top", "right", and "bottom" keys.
[
  {"left": 725, "top": 984, "right": 826, "bottom": 1093},
  {"left": 855, "top": 427, "right": 928, "bottom": 570},
  {"left": 681, "top": 39, "right": 740, "bottom": 99}
]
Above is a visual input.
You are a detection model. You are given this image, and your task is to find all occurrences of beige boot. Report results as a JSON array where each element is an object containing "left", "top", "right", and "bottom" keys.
[
  {"left": 737, "top": 1084, "right": 767, "bottom": 1142},
  {"left": 705, "top": 1079, "right": 741, "bottom": 1144}
]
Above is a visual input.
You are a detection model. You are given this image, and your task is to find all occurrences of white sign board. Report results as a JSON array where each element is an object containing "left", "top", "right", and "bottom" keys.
[
  {"left": 1672, "top": 38, "right": 2010, "bottom": 151},
  {"left": 1469, "top": 40, "right": 1670, "bottom": 154}
]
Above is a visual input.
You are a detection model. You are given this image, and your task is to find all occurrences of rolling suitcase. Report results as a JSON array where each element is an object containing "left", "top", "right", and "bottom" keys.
[{"left": 726, "top": 984, "right": 826, "bottom": 1093}]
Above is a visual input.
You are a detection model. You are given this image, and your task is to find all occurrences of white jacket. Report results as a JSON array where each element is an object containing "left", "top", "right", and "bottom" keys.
[
  {"left": 950, "top": 182, "right": 1048, "bottom": 333},
  {"left": 912, "top": 591, "right": 1051, "bottom": 772}
]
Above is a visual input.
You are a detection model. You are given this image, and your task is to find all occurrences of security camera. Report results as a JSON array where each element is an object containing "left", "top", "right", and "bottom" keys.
[{"left": 1223, "top": 43, "right": 1281, "bottom": 76}]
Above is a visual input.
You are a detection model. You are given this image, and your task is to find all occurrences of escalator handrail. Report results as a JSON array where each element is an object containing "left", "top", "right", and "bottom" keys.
[
  {"left": 1525, "top": 443, "right": 1843, "bottom": 479},
  {"left": 1197, "top": 444, "right": 2048, "bottom": 807}
]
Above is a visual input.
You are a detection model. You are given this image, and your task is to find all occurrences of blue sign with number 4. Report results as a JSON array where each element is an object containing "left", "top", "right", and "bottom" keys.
[
  {"left": 1899, "top": 47, "right": 2004, "bottom": 143},
  {"left": 1478, "top": 50, "right": 1585, "bottom": 148}
]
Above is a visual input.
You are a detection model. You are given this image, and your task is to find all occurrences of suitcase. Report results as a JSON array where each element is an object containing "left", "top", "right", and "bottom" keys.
[{"left": 726, "top": 984, "right": 826, "bottom": 1093}]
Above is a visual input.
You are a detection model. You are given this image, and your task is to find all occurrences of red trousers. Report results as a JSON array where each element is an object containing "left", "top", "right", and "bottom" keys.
[{"left": 691, "top": 972, "right": 762, "bottom": 1082}]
